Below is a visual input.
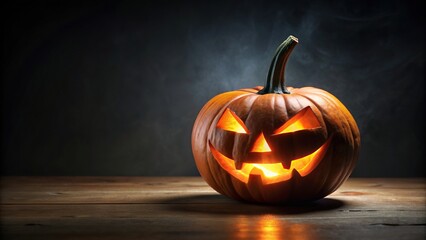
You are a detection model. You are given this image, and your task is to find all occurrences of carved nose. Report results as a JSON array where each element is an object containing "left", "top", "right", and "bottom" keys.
[{"left": 251, "top": 132, "right": 272, "bottom": 152}]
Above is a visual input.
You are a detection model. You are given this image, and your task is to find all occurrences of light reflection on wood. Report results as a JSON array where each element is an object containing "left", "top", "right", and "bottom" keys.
[{"left": 234, "top": 214, "right": 317, "bottom": 240}]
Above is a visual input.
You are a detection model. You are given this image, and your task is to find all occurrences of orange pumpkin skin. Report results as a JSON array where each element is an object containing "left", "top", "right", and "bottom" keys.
[{"left": 191, "top": 36, "right": 360, "bottom": 204}]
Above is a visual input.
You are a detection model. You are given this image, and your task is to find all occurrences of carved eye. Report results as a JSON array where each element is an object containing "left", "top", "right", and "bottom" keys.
[
  {"left": 217, "top": 108, "right": 249, "bottom": 134},
  {"left": 273, "top": 106, "right": 321, "bottom": 135}
]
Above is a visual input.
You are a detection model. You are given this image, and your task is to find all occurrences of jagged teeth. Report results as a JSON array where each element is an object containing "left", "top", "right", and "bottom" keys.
[
  {"left": 248, "top": 167, "right": 263, "bottom": 184},
  {"left": 249, "top": 167, "right": 263, "bottom": 176},
  {"left": 234, "top": 161, "right": 243, "bottom": 170},
  {"left": 281, "top": 161, "right": 291, "bottom": 169}
]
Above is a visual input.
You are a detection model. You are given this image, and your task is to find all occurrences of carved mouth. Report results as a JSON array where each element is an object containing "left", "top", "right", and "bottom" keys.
[{"left": 208, "top": 137, "right": 331, "bottom": 184}]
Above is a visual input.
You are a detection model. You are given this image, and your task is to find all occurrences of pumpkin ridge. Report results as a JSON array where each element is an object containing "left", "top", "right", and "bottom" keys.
[
  {"left": 301, "top": 91, "right": 358, "bottom": 194},
  {"left": 206, "top": 93, "right": 255, "bottom": 196},
  {"left": 194, "top": 91, "right": 252, "bottom": 195},
  {"left": 323, "top": 93, "right": 360, "bottom": 187},
  {"left": 273, "top": 94, "right": 287, "bottom": 130},
  {"left": 289, "top": 93, "right": 336, "bottom": 195}
]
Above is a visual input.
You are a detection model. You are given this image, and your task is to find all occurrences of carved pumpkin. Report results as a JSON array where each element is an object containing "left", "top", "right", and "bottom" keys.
[{"left": 192, "top": 35, "right": 360, "bottom": 203}]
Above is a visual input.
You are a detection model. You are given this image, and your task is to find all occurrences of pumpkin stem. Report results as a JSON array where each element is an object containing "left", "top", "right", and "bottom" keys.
[{"left": 258, "top": 35, "right": 298, "bottom": 94}]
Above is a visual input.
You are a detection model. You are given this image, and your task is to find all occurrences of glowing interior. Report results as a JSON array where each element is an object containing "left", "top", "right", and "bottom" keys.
[
  {"left": 209, "top": 137, "right": 331, "bottom": 184},
  {"left": 251, "top": 132, "right": 272, "bottom": 152},
  {"left": 216, "top": 108, "right": 249, "bottom": 134},
  {"left": 274, "top": 106, "right": 321, "bottom": 135}
]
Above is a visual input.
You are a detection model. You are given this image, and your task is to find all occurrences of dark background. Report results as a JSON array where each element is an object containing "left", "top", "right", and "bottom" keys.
[{"left": 2, "top": 0, "right": 424, "bottom": 177}]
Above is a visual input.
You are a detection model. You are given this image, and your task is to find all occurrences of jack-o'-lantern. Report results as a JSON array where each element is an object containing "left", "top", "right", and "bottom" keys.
[{"left": 192, "top": 35, "right": 360, "bottom": 204}]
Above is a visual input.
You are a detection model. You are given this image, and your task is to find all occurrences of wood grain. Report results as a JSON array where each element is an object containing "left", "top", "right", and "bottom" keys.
[{"left": 1, "top": 177, "right": 425, "bottom": 239}]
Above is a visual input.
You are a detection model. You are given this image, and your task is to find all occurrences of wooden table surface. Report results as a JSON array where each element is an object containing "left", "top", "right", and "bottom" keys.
[{"left": 1, "top": 177, "right": 425, "bottom": 240}]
